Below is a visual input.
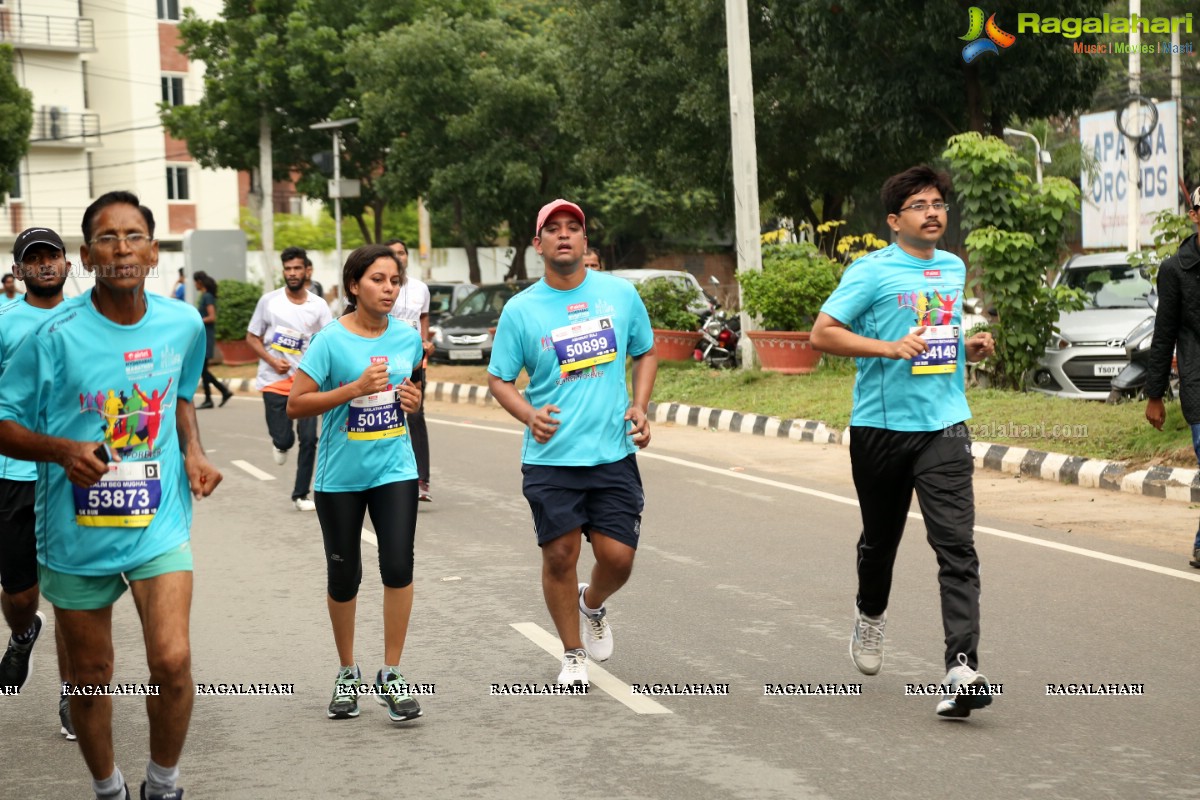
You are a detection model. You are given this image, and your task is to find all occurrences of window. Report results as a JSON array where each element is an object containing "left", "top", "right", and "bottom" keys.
[
  {"left": 166, "top": 166, "right": 189, "bottom": 201},
  {"left": 157, "top": 0, "right": 180, "bottom": 21},
  {"left": 160, "top": 76, "right": 184, "bottom": 106},
  {"left": 9, "top": 164, "right": 21, "bottom": 201}
]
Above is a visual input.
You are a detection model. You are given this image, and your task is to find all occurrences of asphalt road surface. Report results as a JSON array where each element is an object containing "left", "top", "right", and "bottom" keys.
[{"left": 5, "top": 395, "right": 1198, "bottom": 799}]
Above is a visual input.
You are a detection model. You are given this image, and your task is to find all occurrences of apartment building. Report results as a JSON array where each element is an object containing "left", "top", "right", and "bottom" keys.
[{"left": 0, "top": 0, "right": 240, "bottom": 258}]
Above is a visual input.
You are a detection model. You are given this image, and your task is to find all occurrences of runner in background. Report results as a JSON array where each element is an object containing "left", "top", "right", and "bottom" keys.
[
  {"left": 245, "top": 246, "right": 333, "bottom": 511},
  {"left": 0, "top": 227, "right": 75, "bottom": 740},
  {"left": 384, "top": 239, "right": 434, "bottom": 502},
  {"left": 288, "top": 244, "right": 426, "bottom": 723}
]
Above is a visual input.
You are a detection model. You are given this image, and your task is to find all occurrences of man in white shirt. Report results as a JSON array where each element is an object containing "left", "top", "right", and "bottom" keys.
[
  {"left": 245, "top": 246, "right": 333, "bottom": 511},
  {"left": 385, "top": 239, "right": 434, "bottom": 502}
]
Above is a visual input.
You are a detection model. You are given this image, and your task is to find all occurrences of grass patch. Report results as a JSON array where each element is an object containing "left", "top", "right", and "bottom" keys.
[{"left": 652, "top": 361, "right": 1194, "bottom": 467}]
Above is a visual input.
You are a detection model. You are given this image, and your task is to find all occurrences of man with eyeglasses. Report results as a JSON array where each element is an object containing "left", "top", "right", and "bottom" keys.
[
  {"left": 1145, "top": 185, "right": 1200, "bottom": 568},
  {"left": 0, "top": 191, "right": 222, "bottom": 799},
  {"left": 811, "top": 165, "right": 997, "bottom": 719},
  {"left": 0, "top": 228, "right": 76, "bottom": 742}
]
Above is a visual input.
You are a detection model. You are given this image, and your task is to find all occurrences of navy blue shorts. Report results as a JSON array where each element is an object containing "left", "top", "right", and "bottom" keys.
[{"left": 521, "top": 455, "right": 644, "bottom": 549}]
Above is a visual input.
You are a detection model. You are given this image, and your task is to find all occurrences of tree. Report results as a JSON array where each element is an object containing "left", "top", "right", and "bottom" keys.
[
  {"left": 944, "top": 133, "right": 1086, "bottom": 389},
  {"left": 351, "top": 8, "right": 585, "bottom": 282},
  {"left": 0, "top": 45, "right": 33, "bottom": 203}
]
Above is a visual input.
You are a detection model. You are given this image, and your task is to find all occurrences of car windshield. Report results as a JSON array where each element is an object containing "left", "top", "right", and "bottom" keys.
[
  {"left": 454, "top": 285, "right": 515, "bottom": 317},
  {"left": 429, "top": 286, "right": 456, "bottom": 315},
  {"left": 1062, "top": 265, "right": 1152, "bottom": 309}
]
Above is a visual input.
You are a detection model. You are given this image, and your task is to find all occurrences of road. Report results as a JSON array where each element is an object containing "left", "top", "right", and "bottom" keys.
[{"left": 4, "top": 395, "right": 1198, "bottom": 799}]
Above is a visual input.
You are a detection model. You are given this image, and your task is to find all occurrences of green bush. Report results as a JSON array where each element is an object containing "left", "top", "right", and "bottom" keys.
[
  {"left": 214, "top": 279, "right": 262, "bottom": 341},
  {"left": 636, "top": 278, "right": 702, "bottom": 330},
  {"left": 739, "top": 243, "right": 843, "bottom": 331}
]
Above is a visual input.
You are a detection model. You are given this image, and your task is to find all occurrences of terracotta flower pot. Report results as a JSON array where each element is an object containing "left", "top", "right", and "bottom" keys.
[
  {"left": 215, "top": 339, "right": 259, "bottom": 367},
  {"left": 746, "top": 330, "right": 821, "bottom": 374},
  {"left": 652, "top": 328, "right": 702, "bottom": 362}
]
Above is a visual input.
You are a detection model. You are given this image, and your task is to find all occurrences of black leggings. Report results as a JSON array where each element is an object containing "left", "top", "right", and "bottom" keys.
[
  {"left": 314, "top": 480, "right": 419, "bottom": 603},
  {"left": 200, "top": 366, "right": 226, "bottom": 401}
]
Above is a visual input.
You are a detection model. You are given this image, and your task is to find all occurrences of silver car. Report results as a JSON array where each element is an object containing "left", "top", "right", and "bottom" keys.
[{"left": 1030, "top": 252, "right": 1155, "bottom": 399}]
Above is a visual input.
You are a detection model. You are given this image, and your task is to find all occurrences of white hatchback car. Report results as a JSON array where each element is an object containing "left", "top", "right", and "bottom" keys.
[
  {"left": 1029, "top": 252, "right": 1156, "bottom": 399},
  {"left": 606, "top": 268, "right": 713, "bottom": 318}
]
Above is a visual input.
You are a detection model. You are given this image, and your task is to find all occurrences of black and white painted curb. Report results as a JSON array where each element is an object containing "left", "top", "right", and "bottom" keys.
[
  {"left": 212, "top": 378, "right": 1200, "bottom": 504},
  {"left": 420, "top": 381, "right": 1200, "bottom": 505}
]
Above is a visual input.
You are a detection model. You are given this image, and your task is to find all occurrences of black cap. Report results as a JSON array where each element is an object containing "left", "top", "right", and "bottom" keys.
[{"left": 13, "top": 227, "right": 65, "bottom": 263}]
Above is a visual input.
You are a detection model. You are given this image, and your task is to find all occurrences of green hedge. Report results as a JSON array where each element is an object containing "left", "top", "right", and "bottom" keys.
[{"left": 214, "top": 279, "right": 262, "bottom": 341}]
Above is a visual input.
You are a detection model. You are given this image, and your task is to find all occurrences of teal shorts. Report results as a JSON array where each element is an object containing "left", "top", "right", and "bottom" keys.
[{"left": 38, "top": 541, "right": 193, "bottom": 611}]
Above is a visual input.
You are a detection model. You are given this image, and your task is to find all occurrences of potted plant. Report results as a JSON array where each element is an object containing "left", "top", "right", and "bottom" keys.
[
  {"left": 214, "top": 278, "right": 263, "bottom": 365},
  {"left": 635, "top": 277, "right": 703, "bottom": 361},
  {"left": 739, "top": 242, "right": 844, "bottom": 374}
]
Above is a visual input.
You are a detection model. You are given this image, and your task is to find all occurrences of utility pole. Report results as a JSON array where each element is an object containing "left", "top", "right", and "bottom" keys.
[
  {"left": 725, "top": 0, "right": 761, "bottom": 369},
  {"left": 1125, "top": 0, "right": 1141, "bottom": 253}
]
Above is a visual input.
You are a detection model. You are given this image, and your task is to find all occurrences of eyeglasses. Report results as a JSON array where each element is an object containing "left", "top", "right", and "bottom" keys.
[
  {"left": 898, "top": 202, "right": 950, "bottom": 214},
  {"left": 89, "top": 233, "right": 152, "bottom": 247}
]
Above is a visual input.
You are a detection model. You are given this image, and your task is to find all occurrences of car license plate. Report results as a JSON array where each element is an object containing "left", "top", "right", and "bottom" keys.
[
  {"left": 450, "top": 349, "right": 484, "bottom": 361},
  {"left": 1093, "top": 363, "right": 1125, "bottom": 377}
]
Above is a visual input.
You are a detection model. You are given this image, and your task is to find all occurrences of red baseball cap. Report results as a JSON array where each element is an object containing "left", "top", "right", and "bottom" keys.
[{"left": 534, "top": 199, "right": 585, "bottom": 237}]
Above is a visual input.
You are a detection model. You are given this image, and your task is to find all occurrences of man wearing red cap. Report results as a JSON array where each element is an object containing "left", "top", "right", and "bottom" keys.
[
  {"left": 488, "top": 199, "right": 657, "bottom": 686},
  {"left": 1145, "top": 185, "right": 1200, "bottom": 568}
]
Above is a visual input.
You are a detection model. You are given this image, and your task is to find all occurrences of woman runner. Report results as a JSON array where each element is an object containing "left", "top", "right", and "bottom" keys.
[{"left": 287, "top": 244, "right": 426, "bottom": 723}]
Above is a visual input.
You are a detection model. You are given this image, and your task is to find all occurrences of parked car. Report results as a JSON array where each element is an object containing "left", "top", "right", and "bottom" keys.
[
  {"left": 427, "top": 281, "right": 476, "bottom": 327},
  {"left": 606, "top": 268, "right": 713, "bottom": 319},
  {"left": 1029, "top": 252, "right": 1156, "bottom": 399},
  {"left": 428, "top": 280, "right": 537, "bottom": 364}
]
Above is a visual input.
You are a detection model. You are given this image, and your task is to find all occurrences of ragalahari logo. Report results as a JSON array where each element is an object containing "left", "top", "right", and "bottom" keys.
[{"left": 960, "top": 7, "right": 1017, "bottom": 63}]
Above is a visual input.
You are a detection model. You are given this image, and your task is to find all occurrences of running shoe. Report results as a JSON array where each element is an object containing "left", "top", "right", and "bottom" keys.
[
  {"left": 219, "top": 387, "right": 233, "bottom": 407},
  {"left": 59, "top": 694, "right": 76, "bottom": 740},
  {"left": 556, "top": 648, "right": 588, "bottom": 687},
  {"left": 374, "top": 668, "right": 422, "bottom": 722},
  {"left": 139, "top": 783, "right": 183, "bottom": 800},
  {"left": 1190, "top": 547, "right": 1200, "bottom": 569},
  {"left": 272, "top": 447, "right": 288, "bottom": 466},
  {"left": 196, "top": 400, "right": 215, "bottom": 410},
  {"left": 578, "top": 583, "right": 613, "bottom": 662},
  {"left": 327, "top": 665, "right": 361, "bottom": 719},
  {"left": 418, "top": 481, "right": 432, "bottom": 502},
  {"left": 849, "top": 608, "right": 886, "bottom": 676},
  {"left": 293, "top": 497, "right": 316, "bottom": 512},
  {"left": 0, "top": 610, "right": 45, "bottom": 692},
  {"left": 935, "top": 653, "right": 994, "bottom": 718}
]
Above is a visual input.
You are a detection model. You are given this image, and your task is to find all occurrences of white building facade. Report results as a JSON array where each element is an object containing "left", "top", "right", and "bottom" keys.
[{"left": 1, "top": 0, "right": 240, "bottom": 277}]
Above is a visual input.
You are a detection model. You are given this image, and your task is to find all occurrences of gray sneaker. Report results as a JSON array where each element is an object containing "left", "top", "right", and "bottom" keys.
[
  {"left": 850, "top": 608, "right": 886, "bottom": 675},
  {"left": 59, "top": 694, "right": 76, "bottom": 740},
  {"left": 935, "top": 653, "right": 995, "bottom": 718},
  {"left": 375, "top": 668, "right": 422, "bottom": 722},
  {"left": 327, "top": 665, "right": 361, "bottom": 719}
]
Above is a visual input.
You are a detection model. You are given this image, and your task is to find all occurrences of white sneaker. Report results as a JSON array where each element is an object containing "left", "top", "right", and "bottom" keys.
[
  {"left": 935, "top": 653, "right": 994, "bottom": 718},
  {"left": 578, "top": 583, "right": 613, "bottom": 662},
  {"left": 556, "top": 649, "right": 588, "bottom": 687},
  {"left": 273, "top": 448, "right": 288, "bottom": 466},
  {"left": 850, "top": 608, "right": 886, "bottom": 675},
  {"left": 293, "top": 497, "right": 316, "bottom": 512}
]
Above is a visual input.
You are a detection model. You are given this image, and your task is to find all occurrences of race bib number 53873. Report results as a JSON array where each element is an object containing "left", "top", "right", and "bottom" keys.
[{"left": 73, "top": 461, "right": 162, "bottom": 527}]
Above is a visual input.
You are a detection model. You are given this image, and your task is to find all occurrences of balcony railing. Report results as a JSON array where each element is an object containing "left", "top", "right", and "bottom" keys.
[
  {"left": 0, "top": 12, "right": 96, "bottom": 52},
  {"left": 31, "top": 107, "right": 101, "bottom": 148}
]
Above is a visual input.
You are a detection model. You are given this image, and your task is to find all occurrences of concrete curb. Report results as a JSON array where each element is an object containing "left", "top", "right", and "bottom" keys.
[{"left": 421, "top": 380, "right": 1200, "bottom": 506}]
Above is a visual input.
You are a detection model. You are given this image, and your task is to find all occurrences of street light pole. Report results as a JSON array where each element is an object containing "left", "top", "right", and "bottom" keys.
[
  {"left": 1002, "top": 127, "right": 1045, "bottom": 185},
  {"left": 309, "top": 117, "right": 359, "bottom": 271}
]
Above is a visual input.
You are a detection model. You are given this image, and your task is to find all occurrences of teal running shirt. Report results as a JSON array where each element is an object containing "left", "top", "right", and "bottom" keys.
[
  {"left": 299, "top": 317, "right": 425, "bottom": 492},
  {"left": 820, "top": 244, "right": 972, "bottom": 431},
  {"left": 0, "top": 290, "right": 206, "bottom": 575},
  {"left": 488, "top": 270, "right": 654, "bottom": 466}
]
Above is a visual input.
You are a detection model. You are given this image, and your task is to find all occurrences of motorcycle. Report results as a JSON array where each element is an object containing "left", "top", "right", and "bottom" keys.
[
  {"left": 1107, "top": 293, "right": 1178, "bottom": 403},
  {"left": 694, "top": 306, "right": 741, "bottom": 369}
]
